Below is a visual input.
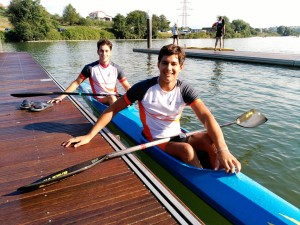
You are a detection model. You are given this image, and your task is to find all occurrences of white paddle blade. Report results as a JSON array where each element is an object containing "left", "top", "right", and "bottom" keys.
[{"left": 236, "top": 109, "right": 268, "bottom": 128}]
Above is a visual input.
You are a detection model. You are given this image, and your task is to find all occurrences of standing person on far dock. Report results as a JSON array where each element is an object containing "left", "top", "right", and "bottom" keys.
[
  {"left": 172, "top": 23, "right": 179, "bottom": 46},
  {"left": 212, "top": 16, "right": 225, "bottom": 51}
]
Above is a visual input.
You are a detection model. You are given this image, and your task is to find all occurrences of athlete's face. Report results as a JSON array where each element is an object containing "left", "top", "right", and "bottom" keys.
[
  {"left": 158, "top": 54, "right": 183, "bottom": 88},
  {"left": 97, "top": 44, "right": 111, "bottom": 65}
]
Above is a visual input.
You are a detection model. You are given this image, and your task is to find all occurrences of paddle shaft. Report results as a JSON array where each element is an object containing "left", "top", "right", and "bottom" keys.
[
  {"left": 11, "top": 92, "right": 121, "bottom": 97},
  {"left": 107, "top": 107, "right": 267, "bottom": 159},
  {"left": 107, "top": 122, "right": 236, "bottom": 159}
]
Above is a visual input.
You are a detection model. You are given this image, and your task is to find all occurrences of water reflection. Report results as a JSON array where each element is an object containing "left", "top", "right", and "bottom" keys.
[
  {"left": 146, "top": 53, "right": 156, "bottom": 76},
  {"left": 8, "top": 41, "right": 53, "bottom": 55},
  {"left": 209, "top": 61, "right": 224, "bottom": 95}
]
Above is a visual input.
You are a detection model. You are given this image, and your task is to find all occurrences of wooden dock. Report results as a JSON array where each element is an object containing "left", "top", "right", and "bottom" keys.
[
  {"left": 133, "top": 48, "right": 300, "bottom": 68},
  {"left": 0, "top": 52, "right": 202, "bottom": 225}
]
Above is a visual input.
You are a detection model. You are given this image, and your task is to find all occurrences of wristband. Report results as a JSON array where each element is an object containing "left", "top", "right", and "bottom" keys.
[{"left": 216, "top": 148, "right": 229, "bottom": 154}]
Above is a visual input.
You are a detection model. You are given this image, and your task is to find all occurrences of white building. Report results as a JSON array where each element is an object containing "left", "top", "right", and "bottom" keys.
[
  {"left": 89, "top": 11, "right": 112, "bottom": 21},
  {"left": 0, "top": 3, "right": 8, "bottom": 8}
]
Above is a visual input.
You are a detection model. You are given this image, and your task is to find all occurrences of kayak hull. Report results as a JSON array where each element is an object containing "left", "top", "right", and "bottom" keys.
[{"left": 79, "top": 83, "right": 300, "bottom": 225}]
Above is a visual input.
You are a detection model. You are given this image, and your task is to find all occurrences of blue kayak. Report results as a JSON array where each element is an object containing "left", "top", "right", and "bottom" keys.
[{"left": 79, "top": 83, "right": 300, "bottom": 225}]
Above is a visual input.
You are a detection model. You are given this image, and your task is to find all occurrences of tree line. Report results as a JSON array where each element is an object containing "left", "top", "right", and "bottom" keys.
[{"left": 1, "top": 0, "right": 299, "bottom": 42}]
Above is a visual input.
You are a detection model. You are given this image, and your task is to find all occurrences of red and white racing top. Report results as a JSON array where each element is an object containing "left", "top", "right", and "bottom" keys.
[
  {"left": 124, "top": 76, "right": 201, "bottom": 140},
  {"left": 80, "top": 60, "right": 127, "bottom": 98}
]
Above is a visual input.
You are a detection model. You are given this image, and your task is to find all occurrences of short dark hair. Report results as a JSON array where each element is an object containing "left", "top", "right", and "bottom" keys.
[
  {"left": 158, "top": 44, "right": 186, "bottom": 66},
  {"left": 97, "top": 39, "right": 112, "bottom": 51}
]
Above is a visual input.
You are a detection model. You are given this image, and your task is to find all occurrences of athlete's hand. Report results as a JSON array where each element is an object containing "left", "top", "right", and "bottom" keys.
[
  {"left": 48, "top": 97, "right": 63, "bottom": 104},
  {"left": 62, "top": 135, "right": 91, "bottom": 148},
  {"left": 48, "top": 95, "right": 66, "bottom": 104},
  {"left": 214, "top": 150, "right": 241, "bottom": 173}
]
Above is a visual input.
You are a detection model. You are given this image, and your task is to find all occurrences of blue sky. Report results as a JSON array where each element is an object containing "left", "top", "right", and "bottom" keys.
[{"left": 1, "top": 0, "right": 299, "bottom": 28}]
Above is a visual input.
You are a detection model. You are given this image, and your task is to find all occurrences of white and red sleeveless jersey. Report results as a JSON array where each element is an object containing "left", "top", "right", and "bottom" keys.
[
  {"left": 124, "top": 76, "right": 201, "bottom": 140},
  {"left": 80, "top": 60, "right": 127, "bottom": 98}
]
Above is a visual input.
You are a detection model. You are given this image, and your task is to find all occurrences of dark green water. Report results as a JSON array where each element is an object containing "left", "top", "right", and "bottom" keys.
[{"left": 2, "top": 37, "right": 299, "bottom": 224}]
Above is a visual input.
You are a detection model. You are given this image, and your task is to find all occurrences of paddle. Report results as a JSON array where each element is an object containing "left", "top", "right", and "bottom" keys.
[
  {"left": 10, "top": 92, "right": 121, "bottom": 98},
  {"left": 17, "top": 109, "right": 267, "bottom": 192}
]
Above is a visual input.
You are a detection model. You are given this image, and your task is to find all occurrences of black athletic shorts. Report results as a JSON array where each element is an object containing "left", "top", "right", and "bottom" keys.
[{"left": 170, "top": 133, "right": 189, "bottom": 143}]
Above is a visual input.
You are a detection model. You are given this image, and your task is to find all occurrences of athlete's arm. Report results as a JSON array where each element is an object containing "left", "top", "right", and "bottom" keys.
[
  {"left": 191, "top": 100, "right": 241, "bottom": 173},
  {"left": 121, "top": 80, "right": 131, "bottom": 91},
  {"left": 62, "top": 96, "right": 129, "bottom": 148},
  {"left": 48, "top": 75, "right": 85, "bottom": 103}
]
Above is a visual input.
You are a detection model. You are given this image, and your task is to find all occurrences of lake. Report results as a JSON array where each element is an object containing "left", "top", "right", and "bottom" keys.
[{"left": 2, "top": 36, "right": 300, "bottom": 223}]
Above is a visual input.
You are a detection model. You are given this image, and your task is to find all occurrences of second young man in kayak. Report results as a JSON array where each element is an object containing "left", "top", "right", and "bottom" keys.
[
  {"left": 49, "top": 39, "right": 131, "bottom": 105},
  {"left": 62, "top": 44, "right": 241, "bottom": 174}
]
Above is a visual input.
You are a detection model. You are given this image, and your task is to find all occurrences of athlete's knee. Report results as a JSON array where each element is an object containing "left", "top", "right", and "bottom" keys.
[
  {"left": 189, "top": 133, "right": 215, "bottom": 152},
  {"left": 181, "top": 144, "right": 197, "bottom": 163}
]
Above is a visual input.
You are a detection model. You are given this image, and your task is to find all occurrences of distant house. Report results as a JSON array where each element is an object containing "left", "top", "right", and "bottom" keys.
[
  {"left": 190, "top": 28, "right": 203, "bottom": 33},
  {"left": 202, "top": 27, "right": 214, "bottom": 32},
  {"left": 0, "top": 3, "right": 8, "bottom": 8},
  {"left": 89, "top": 11, "right": 112, "bottom": 21}
]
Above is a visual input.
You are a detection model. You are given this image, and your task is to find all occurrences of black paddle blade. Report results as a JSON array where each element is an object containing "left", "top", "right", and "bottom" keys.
[
  {"left": 236, "top": 109, "right": 268, "bottom": 128},
  {"left": 17, "top": 155, "right": 108, "bottom": 192}
]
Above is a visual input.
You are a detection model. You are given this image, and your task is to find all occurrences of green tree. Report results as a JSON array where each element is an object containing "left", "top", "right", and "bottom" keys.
[
  {"left": 284, "top": 27, "right": 292, "bottom": 36},
  {"left": 231, "top": 19, "right": 251, "bottom": 37},
  {"left": 151, "top": 14, "right": 160, "bottom": 38},
  {"left": 112, "top": 13, "right": 127, "bottom": 39},
  {"left": 151, "top": 14, "right": 170, "bottom": 38},
  {"left": 158, "top": 15, "right": 170, "bottom": 31},
  {"left": 276, "top": 26, "right": 294, "bottom": 36},
  {"left": 112, "top": 12, "right": 170, "bottom": 39},
  {"left": 78, "top": 17, "right": 93, "bottom": 26},
  {"left": 222, "top": 16, "right": 235, "bottom": 38},
  {"left": 50, "top": 14, "right": 62, "bottom": 28},
  {"left": 63, "top": 4, "right": 80, "bottom": 25},
  {"left": 277, "top": 26, "right": 285, "bottom": 35},
  {"left": 7, "top": 0, "right": 52, "bottom": 41},
  {"left": 126, "top": 10, "right": 147, "bottom": 39}
]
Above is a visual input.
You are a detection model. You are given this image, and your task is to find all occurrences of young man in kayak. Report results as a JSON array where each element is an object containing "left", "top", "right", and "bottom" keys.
[
  {"left": 62, "top": 44, "right": 241, "bottom": 174},
  {"left": 49, "top": 39, "right": 131, "bottom": 105}
]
